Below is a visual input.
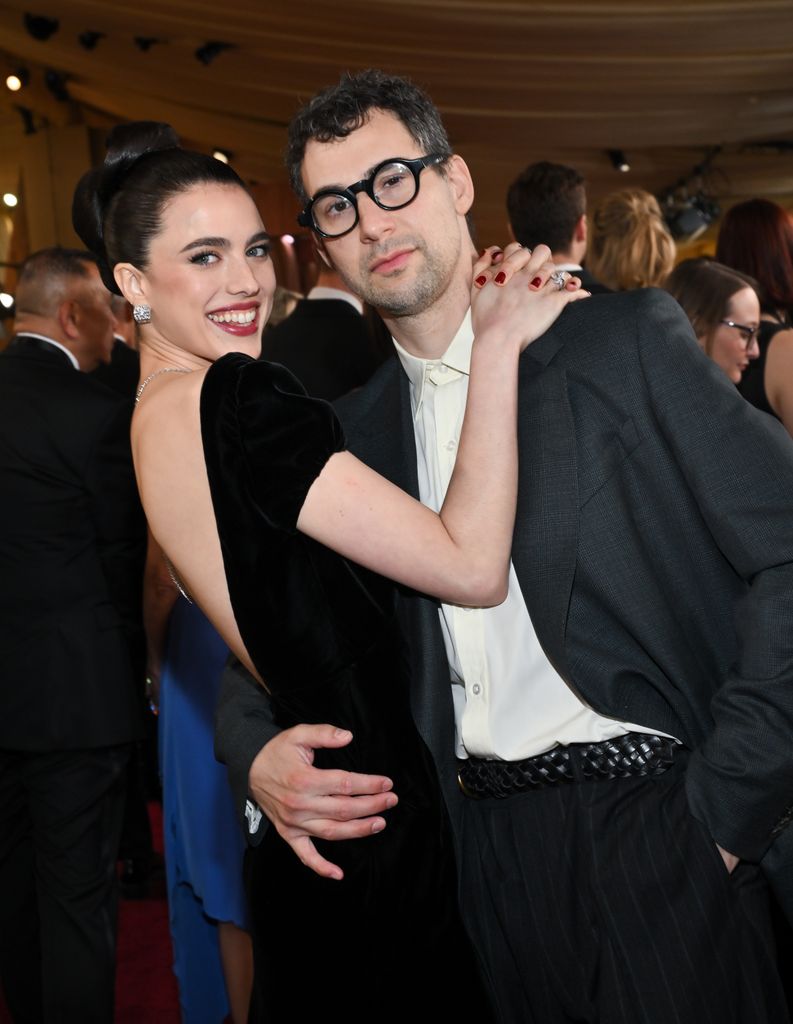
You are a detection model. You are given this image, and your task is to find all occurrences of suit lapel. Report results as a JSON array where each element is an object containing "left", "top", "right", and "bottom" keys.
[
  {"left": 512, "top": 335, "right": 579, "bottom": 680},
  {"left": 343, "top": 364, "right": 454, "bottom": 758}
]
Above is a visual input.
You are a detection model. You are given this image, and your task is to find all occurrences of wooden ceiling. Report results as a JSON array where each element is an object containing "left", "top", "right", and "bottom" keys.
[{"left": 1, "top": 0, "right": 793, "bottom": 247}]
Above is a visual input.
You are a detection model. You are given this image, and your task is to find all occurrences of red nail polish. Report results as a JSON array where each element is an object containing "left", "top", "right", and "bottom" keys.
[
  {"left": 475, "top": 274, "right": 487, "bottom": 287},
  {"left": 531, "top": 276, "right": 542, "bottom": 288},
  {"left": 495, "top": 271, "right": 506, "bottom": 285}
]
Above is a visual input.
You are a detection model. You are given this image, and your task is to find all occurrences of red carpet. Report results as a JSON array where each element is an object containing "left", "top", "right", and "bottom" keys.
[
  {"left": 115, "top": 802, "right": 180, "bottom": 1022},
  {"left": 0, "top": 803, "right": 180, "bottom": 1023}
]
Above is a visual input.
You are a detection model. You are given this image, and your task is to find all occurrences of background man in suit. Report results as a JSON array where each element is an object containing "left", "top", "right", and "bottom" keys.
[
  {"left": 0, "top": 248, "right": 146, "bottom": 1023},
  {"left": 216, "top": 72, "right": 793, "bottom": 1022},
  {"left": 507, "top": 160, "right": 610, "bottom": 294},
  {"left": 261, "top": 264, "right": 385, "bottom": 401}
]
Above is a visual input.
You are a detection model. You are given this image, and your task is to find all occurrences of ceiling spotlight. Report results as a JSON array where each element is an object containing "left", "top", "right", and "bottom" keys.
[
  {"left": 23, "top": 12, "right": 59, "bottom": 40},
  {"left": 78, "top": 30, "right": 105, "bottom": 51},
  {"left": 608, "top": 149, "right": 630, "bottom": 173},
  {"left": 134, "top": 36, "right": 160, "bottom": 52},
  {"left": 45, "top": 69, "right": 70, "bottom": 102},
  {"left": 6, "top": 68, "right": 29, "bottom": 91},
  {"left": 0, "top": 292, "right": 14, "bottom": 309},
  {"left": 281, "top": 234, "right": 295, "bottom": 245},
  {"left": 212, "top": 149, "right": 231, "bottom": 164},
  {"left": 3, "top": 193, "right": 18, "bottom": 208},
  {"left": 195, "top": 41, "right": 234, "bottom": 66}
]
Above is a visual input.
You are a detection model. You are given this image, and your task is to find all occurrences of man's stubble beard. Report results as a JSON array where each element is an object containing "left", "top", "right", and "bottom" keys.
[{"left": 347, "top": 236, "right": 459, "bottom": 319}]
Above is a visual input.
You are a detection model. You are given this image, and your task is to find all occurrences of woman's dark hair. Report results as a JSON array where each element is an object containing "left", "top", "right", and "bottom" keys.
[
  {"left": 664, "top": 257, "right": 759, "bottom": 355},
  {"left": 715, "top": 198, "right": 793, "bottom": 316},
  {"left": 73, "top": 121, "right": 247, "bottom": 294}
]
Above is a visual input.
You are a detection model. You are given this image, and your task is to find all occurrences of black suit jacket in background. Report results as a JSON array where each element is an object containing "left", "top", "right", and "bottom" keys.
[
  {"left": 215, "top": 290, "right": 793, "bottom": 916},
  {"left": 260, "top": 298, "right": 385, "bottom": 402},
  {"left": 0, "top": 336, "right": 146, "bottom": 750}
]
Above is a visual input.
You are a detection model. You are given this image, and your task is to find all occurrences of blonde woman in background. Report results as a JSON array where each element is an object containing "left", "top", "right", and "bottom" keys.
[{"left": 588, "top": 188, "right": 676, "bottom": 291}]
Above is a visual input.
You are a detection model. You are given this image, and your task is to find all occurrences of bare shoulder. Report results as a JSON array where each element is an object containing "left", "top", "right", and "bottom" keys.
[
  {"left": 132, "top": 368, "right": 208, "bottom": 457},
  {"left": 766, "top": 326, "right": 793, "bottom": 357}
]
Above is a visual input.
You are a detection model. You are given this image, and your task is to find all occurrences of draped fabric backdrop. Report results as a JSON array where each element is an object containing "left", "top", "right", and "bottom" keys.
[{"left": 0, "top": 0, "right": 792, "bottom": 273}]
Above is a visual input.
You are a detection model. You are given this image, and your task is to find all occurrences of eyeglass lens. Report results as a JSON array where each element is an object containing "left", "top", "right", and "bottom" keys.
[{"left": 313, "top": 161, "right": 419, "bottom": 236}]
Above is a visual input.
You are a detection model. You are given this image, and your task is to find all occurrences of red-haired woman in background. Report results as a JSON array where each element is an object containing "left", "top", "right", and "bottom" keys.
[{"left": 716, "top": 198, "right": 793, "bottom": 434}]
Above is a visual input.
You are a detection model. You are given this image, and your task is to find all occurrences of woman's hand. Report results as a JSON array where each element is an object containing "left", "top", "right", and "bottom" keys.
[{"left": 471, "top": 242, "right": 589, "bottom": 353}]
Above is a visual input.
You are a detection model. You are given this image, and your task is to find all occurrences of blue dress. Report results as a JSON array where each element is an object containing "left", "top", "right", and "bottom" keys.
[{"left": 159, "top": 597, "right": 248, "bottom": 1023}]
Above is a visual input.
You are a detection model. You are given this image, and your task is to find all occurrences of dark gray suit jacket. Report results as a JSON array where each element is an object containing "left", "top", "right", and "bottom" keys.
[{"left": 215, "top": 288, "right": 793, "bottom": 913}]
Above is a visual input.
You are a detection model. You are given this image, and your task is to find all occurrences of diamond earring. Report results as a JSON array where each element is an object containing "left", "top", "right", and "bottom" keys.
[{"left": 132, "top": 304, "right": 151, "bottom": 324}]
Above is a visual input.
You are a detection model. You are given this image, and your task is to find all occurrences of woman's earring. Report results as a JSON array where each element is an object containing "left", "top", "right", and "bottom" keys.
[{"left": 132, "top": 304, "right": 151, "bottom": 324}]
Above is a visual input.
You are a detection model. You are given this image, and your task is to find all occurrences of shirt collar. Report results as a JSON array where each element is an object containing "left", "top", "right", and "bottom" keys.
[
  {"left": 307, "top": 286, "right": 363, "bottom": 315},
  {"left": 553, "top": 262, "right": 583, "bottom": 273},
  {"left": 17, "top": 332, "right": 80, "bottom": 370},
  {"left": 393, "top": 308, "right": 473, "bottom": 416}
]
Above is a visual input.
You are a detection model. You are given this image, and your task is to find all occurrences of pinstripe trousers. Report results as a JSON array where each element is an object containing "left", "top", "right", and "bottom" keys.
[{"left": 457, "top": 760, "right": 788, "bottom": 1024}]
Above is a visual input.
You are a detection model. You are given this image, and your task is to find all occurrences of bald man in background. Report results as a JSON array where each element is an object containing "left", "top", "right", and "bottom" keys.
[{"left": 0, "top": 248, "right": 145, "bottom": 1023}]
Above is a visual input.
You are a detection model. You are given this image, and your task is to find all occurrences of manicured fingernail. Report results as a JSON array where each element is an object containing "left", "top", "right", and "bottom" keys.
[
  {"left": 531, "top": 276, "right": 542, "bottom": 288},
  {"left": 334, "top": 728, "right": 352, "bottom": 739},
  {"left": 371, "top": 819, "right": 385, "bottom": 834},
  {"left": 475, "top": 274, "right": 487, "bottom": 287},
  {"left": 385, "top": 794, "right": 398, "bottom": 808},
  {"left": 495, "top": 271, "right": 506, "bottom": 285}
]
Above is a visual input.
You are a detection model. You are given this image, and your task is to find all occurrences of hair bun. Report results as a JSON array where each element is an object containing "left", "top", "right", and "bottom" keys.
[{"left": 73, "top": 121, "right": 180, "bottom": 293}]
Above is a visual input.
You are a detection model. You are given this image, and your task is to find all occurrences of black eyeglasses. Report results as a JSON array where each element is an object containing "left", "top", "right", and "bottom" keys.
[
  {"left": 720, "top": 319, "right": 760, "bottom": 347},
  {"left": 297, "top": 153, "right": 447, "bottom": 238}
]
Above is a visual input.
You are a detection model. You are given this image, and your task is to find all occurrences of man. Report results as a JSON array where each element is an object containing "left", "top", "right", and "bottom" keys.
[
  {"left": 507, "top": 160, "right": 610, "bottom": 293},
  {"left": 216, "top": 72, "right": 793, "bottom": 1022},
  {"left": 261, "top": 264, "right": 386, "bottom": 401},
  {"left": 0, "top": 248, "right": 146, "bottom": 1022}
]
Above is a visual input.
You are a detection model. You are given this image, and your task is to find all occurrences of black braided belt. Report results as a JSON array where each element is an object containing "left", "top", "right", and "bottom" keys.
[{"left": 457, "top": 732, "right": 677, "bottom": 799}]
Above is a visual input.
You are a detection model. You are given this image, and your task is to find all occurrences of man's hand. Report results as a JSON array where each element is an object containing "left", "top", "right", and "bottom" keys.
[
  {"left": 248, "top": 724, "right": 397, "bottom": 881},
  {"left": 717, "top": 844, "right": 739, "bottom": 874}
]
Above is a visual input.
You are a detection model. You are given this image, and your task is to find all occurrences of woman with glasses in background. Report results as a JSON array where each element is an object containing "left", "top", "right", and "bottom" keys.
[
  {"left": 716, "top": 199, "right": 793, "bottom": 434},
  {"left": 665, "top": 257, "right": 761, "bottom": 385}
]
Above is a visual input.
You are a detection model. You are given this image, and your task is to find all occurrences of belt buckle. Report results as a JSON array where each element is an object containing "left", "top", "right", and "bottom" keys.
[{"left": 457, "top": 763, "right": 480, "bottom": 799}]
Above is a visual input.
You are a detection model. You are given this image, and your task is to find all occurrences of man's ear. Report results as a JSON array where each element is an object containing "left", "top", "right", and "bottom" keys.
[
  {"left": 446, "top": 155, "right": 475, "bottom": 216},
  {"left": 313, "top": 237, "right": 332, "bottom": 270},
  {"left": 114, "top": 263, "right": 146, "bottom": 307},
  {"left": 575, "top": 214, "right": 588, "bottom": 244},
  {"left": 57, "top": 299, "right": 80, "bottom": 340},
  {"left": 506, "top": 221, "right": 516, "bottom": 242}
]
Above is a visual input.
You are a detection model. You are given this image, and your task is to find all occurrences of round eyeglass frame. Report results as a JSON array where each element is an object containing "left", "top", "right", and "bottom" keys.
[{"left": 297, "top": 153, "right": 447, "bottom": 238}]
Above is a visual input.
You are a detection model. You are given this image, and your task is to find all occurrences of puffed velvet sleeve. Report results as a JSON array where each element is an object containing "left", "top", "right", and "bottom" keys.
[{"left": 203, "top": 353, "right": 345, "bottom": 534}]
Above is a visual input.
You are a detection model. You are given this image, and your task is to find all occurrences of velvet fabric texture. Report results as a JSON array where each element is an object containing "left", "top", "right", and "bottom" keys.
[{"left": 200, "top": 354, "right": 492, "bottom": 1021}]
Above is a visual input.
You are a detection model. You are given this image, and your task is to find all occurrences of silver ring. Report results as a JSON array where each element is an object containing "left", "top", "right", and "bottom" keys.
[{"left": 550, "top": 270, "right": 569, "bottom": 291}]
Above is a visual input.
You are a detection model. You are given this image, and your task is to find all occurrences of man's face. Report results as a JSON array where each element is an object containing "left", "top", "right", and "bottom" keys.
[
  {"left": 300, "top": 109, "right": 473, "bottom": 319},
  {"left": 71, "top": 263, "right": 117, "bottom": 370}
]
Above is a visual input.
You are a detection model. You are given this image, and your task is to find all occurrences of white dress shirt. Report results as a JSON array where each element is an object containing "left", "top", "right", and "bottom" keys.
[{"left": 394, "top": 310, "right": 665, "bottom": 760}]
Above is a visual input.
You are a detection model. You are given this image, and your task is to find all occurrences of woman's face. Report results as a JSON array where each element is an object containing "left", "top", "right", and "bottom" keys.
[
  {"left": 706, "top": 286, "right": 761, "bottom": 384},
  {"left": 140, "top": 183, "right": 275, "bottom": 362}
]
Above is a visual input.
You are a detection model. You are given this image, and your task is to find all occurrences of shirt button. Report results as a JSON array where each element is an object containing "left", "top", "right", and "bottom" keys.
[
  {"left": 439, "top": 364, "right": 448, "bottom": 374},
  {"left": 445, "top": 440, "right": 457, "bottom": 451},
  {"left": 471, "top": 683, "right": 482, "bottom": 696}
]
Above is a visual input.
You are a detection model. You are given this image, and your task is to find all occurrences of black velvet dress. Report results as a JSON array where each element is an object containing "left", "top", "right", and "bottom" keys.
[{"left": 200, "top": 354, "right": 493, "bottom": 1022}]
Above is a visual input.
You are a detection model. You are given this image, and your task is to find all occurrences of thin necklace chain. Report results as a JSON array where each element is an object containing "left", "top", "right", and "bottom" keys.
[{"left": 135, "top": 367, "right": 191, "bottom": 405}]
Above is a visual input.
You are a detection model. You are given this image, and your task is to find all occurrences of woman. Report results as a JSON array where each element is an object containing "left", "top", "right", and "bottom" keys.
[
  {"left": 588, "top": 187, "right": 676, "bottom": 291},
  {"left": 664, "top": 257, "right": 761, "bottom": 384},
  {"left": 716, "top": 198, "right": 793, "bottom": 432},
  {"left": 73, "top": 121, "right": 587, "bottom": 1020},
  {"left": 144, "top": 536, "right": 251, "bottom": 1024}
]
